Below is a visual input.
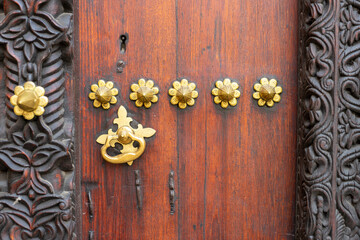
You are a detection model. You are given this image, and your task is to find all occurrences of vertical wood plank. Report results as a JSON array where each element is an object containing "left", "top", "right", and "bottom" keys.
[{"left": 78, "top": 0, "right": 177, "bottom": 239}]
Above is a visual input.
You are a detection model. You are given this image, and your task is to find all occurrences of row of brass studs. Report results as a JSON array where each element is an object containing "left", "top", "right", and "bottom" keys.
[
  {"left": 8, "top": 77, "right": 282, "bottom": 120},
  {"left": 87, "top": 77, "right": 283, "bottom": 111}
]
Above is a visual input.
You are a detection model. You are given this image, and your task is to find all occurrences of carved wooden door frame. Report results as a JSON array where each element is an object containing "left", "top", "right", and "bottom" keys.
[
  {"left": 296, "top": 0, "right": 360, "bottom": 239},
  {"left": 0, "top": 0, "right": 356, "bottom": 239}
]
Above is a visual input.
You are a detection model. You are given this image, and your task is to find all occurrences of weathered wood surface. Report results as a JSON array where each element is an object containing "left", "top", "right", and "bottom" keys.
[{"left": 77, "top": 0, "right": 298, "bottom": 239}]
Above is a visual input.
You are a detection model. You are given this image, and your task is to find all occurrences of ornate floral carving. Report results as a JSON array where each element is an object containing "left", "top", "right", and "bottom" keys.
[
  {"left": 298, "top": 0, "right": 360, "bottom": 239},
  {"left": 0, "top": 0, "right": 75, "bottom": 239}
]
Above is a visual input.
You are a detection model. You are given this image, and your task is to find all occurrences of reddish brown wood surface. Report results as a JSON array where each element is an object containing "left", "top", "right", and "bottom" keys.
[{"left": 76, "top": 0, "right": 298, "bottom": 239}]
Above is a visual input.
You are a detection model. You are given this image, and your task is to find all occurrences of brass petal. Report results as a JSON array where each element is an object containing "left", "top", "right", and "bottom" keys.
[
  {"left": 253, "top": 92, "right": 260, "bottom": 99},
  {"left": 89, "top": 92, "right": 96, "bottom": 100},
  {"left": 98, "top": 80, "right": 106, "bottom": 87},
  {"left": 260, "top": 78, "right": 269, "bottom": 85},
  {"left": 231, "top": 82, "right": 239, "bottom": 90},
  {"left": 214, "top": 96, "right": 221, "bottom": 104},
  {"left": 234, "top": 90, "right": 241, "bottom": 98},
  {"left": 93, "top": 99, "right": 101, "bottom": 108},
  {"left": 144, "top": 102, "right": 152, "bottom": 108},
  {"left": 146, "top": 80, "right": 154, "bottom": 88},
  {"left": 254, "top": 83, "right": 262, "bottom": 91},
  {"left": 266, "top": 100, "right": 274, "bottom": 107},
  {"left": 191, "top": 91, "right": 198, "bottom": 98},
  {"left": 130, "top": 92, "right": 138, "bottom": 100},
  {"left": 138, "top": 79, "right": 146, "bottom": 87},
  {"left": 152, "top": 87, "right": 159, "bottom": 94},
  {"left": 258, "top": 99, "right": 266, "bottom": 106},
  {"left": 34, "top": 86, "right": 45, "bottom": 96},
  {"left": 10, "top": 95, "right": 18, "bottom": 106},
  {"left": 173, "top": 81, "right": 181, "bottom": 90},
  {"left": 91, "top": 84, "right": 99, "bottom": 92},
  {"left": 102, "top": 102, "right": 111, "bottom": 109},
  {"left": 24, "top": 81, "right": 35, "bottom": 90},
  {"left": 23, "top": 111, "right": 35, "bottom": 120},
  {"left": 131, "top": 84, "right": 140, "bottom": 92},
  {"left": 187, "top": 98, "right": 195, "bottom": 106},
  {"left": 171, "top": 96, "right": 179, "bottom": 105},
  {"left": 34, "top": 106, "right": 45, "bottom": 116},
  {"left": 179, "top": 102, "right": 187, "bottom": 109},
  {"left": 169, "top": 88, "right": 177, "bottom": 96},
  {"left": 229, "top": 98, "right": 237, "bottom": 106},
  {"left": 106, "top": 81, "right": 114, "bottom": 89},
  {"left": 212, "top": 88, "right": 219, "bottom": 96},
  {"left": 269, "top": 79, "right": 277, "bottom": 87},
  {"left": 151, "top": 95, "right": 158, "bottom": 103},
  {"left": 135, "top": 99, "right": 143, "bottom": 107},
  {"left": 188, "top": 83, "right": 196, "bottom": 91},
  {"left": 14, "top": 106, "right": 23, "bottom": 115},
  {"left": 110, "top": 96, "right": 117, "bottom": 104},
  {"left": 221, "top": 101, "right": 229, "bottom": 108},
  {"left": 39, "top": 96, "right": 48, "bottom": 107},
  {"left": 14, "top": 86, "right": 24, "bottom": 95},
  {"left": 275, "top": 86, "right": 283, "bottom": 94},
  {"left": 223, "top": 78, "right": 231, "bottom": 85},
  {"left": 273, "top": 94, "right": 281, "bottom": 102},
  {"left": 180, "top": 79, "right": 188, "bottom": 86},
  {"left": 215, "top": 81, "right": 223, "bottom": 88}
]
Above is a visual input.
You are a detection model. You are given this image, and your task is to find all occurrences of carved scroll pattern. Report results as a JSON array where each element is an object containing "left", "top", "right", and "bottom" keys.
[
  {"left": 297, "top": 0, "right": 360, "bottom": 239},
  {"left": 337, "top": 0, "right": 360, "bottom": 239},
  {"left": 0, "top": 0, "right": 75, "bottom": 239}
]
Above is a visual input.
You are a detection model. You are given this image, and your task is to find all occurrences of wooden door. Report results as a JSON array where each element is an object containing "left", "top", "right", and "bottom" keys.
[{"left": 78, "top": 0, "right": 298, "bottom": 239}]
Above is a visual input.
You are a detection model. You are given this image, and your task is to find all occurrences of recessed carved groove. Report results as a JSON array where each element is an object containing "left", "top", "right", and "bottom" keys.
[
  {"left": 0, "top": 0, "right": 75, "bottom": 239},
  {"left": 169, "top": 170, "right": 175, "bottom": 214},
  {"left": 297, "top": 0, "right": 360, "bottom": 239},
  {"left": 135, "top": 170, "right": 142, "bottom": 210}
]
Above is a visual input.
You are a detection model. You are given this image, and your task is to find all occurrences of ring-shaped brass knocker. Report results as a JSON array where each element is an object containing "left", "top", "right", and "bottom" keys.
[
  {"left": 96, "top": 106, "right": 156, "bottom": 166},
  {"left": 100, "top": 126, "right": 146, "bottom": 164}
]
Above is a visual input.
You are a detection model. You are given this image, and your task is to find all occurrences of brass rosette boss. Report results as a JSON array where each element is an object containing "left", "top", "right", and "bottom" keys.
[
  {"left": 129, "top": 79, "right": 159, "bottom": 108},
  {"left": 169, "top": 79, "right": 198, "bottom": 109},
  {"left": 253, "top": 78, "right": 282, "bottom": 107},
  {"left": 89, "top": 80, "right": 118, "bottom": 110},
  {"left": 212, "top": 78, "right": 240, "bottom": 108},
  {"left": 10, "top": 81, "right": 48, "bottom": 120}
]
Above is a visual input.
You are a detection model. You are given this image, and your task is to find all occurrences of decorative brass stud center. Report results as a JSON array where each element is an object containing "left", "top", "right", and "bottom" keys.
[
  {"left": 212, "top": 78, "right": 240, "bottom": 108},
  {"left": 130, "top": 79, "right": 159, "bottom": 108},
  {"left": 169, "top": 79, "right": 198, "bottom": 109},
  {"left": 10, "top": 81, "right": 48, "bottom": 120},
  {"left": 253, "top": 78, "right": 282, "bottom": 107},
  {"left": 95, "top": 86, "right": 113, "bottom": 104},
  {"left": 89, "top": 80, "right": 118, "bottom": 109},
  {"left": 17, "top": 90, "right": 40, "bottom": 112}
]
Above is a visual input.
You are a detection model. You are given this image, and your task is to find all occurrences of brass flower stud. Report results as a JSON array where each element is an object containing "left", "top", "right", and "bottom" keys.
[
  {"left": 10, "top": 81, "right": 48, "bottom": 120},
  {"left": 212, "top": 78, "right": 241, "bottom": 108},
  {"left": 253, "top": 78, "right": 282, "bottom": 107},
  {"left": 129, "top": 79, "right": 159, "bottom": 108},
  {"left": 169, "top": 79, "right": 198, "bottom": 109},
  {"left": 89, "top": 80, "right": 118, "bottom": 109}
]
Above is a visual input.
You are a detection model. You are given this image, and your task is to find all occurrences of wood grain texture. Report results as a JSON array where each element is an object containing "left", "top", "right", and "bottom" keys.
[{"left": 77, "top": 0, "right": 298, "bottom": 239}]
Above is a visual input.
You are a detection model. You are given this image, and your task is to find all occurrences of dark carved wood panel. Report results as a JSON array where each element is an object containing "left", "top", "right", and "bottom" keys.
[
  {"left": 0, "top": 0, "right": 75, "bottom": 239},
  {"left": 297, "top": 0, "right": 360, "bottom": 239}
]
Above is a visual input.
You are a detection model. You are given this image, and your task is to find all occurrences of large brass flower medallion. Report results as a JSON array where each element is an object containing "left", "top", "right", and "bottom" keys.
[
  {"left": 10, "top": 81, "right": 48, "bottom": 120},
  {"left": 89, "top": 80, "right": 118, "bottom": 110},
  {"left": 253, "top": 78, "right": 282, "bottom": 107},
  {"left": 212, "top": 78, "right": 240, "bottom": 108},
  {"left": 169, "top": 79, "right": 198, "bottom": 109},
  {"left": 129, "top": 79, "right": 159, "bottom": 108}
]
